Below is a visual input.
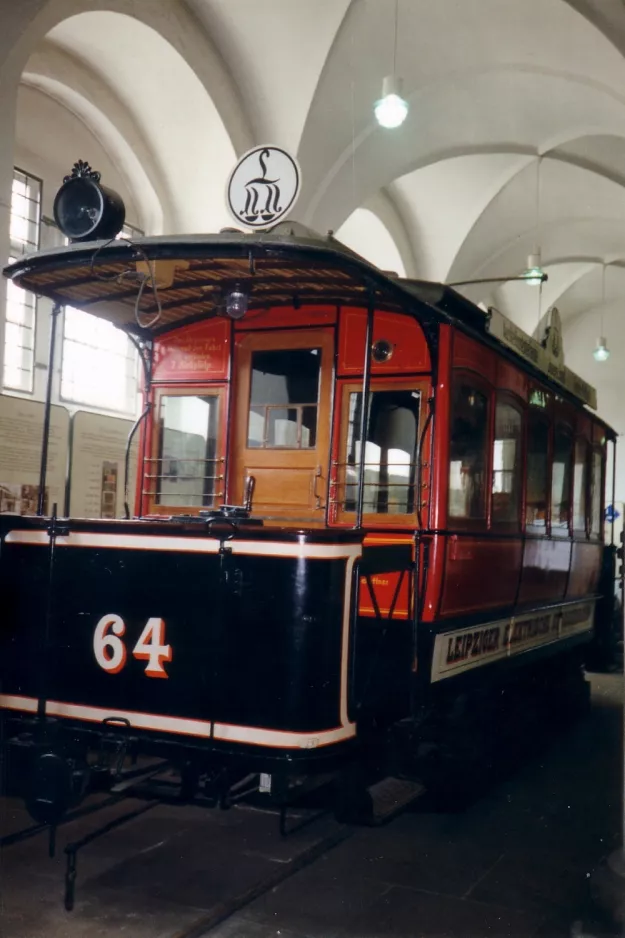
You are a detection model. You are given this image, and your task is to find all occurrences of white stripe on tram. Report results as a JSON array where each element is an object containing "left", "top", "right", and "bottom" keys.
[
  {"left": 4, "top": 529, "right": 363, "bottom": 560},
  {"left": 0, "top": 694, "right": 356, "bottom": 749}
]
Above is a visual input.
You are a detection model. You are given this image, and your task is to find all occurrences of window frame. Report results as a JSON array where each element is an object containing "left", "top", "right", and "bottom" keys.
[
  {"left": 332, "top": 377, "right": 429, "bottom": 526},
  {"left": 490, "top": 391, "right": 525, "bottom": 533},
  {"left": 524, "top": 407, "right": 552, "bottom": 535},
  {"left": 549, "top": 421, "right": 574, "bottom": 538},
  {"left": 572, "top": 435, "right": 590, "bottom": 538},
  {"left": 589, "top": 444, "right": 605, "bottom": 542},
  {"left": 447, "top": 369, "right": 492, "bottom": 531},
  {"left": 4, "top": 167, "right": 43, "bottom": 394},
  {"left": 144, "top": 384, "right": 227, "bottom": 516}
]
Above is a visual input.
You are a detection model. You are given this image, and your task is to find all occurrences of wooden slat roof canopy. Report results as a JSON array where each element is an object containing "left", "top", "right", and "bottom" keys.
[
  {"left": 2, "top": 223, "right": 452, "bottom": 338},
  {"left": 2, "top": 222, "right": 613, "bottom": 435}
]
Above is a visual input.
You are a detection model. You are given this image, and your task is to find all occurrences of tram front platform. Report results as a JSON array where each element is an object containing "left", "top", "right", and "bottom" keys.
[{"left": 0, "top": 672, "right": 621, "bottom": 938}]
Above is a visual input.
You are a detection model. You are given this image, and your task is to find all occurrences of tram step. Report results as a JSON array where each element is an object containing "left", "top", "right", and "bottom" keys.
[{"left": 365, "top": 776, "right": 426, "bottom": 826}]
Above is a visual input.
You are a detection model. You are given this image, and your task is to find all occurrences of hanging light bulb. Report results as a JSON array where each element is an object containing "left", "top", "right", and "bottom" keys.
[
  {"left": 374, "top": 75, "right": 409, "bottom": 128},
  {"left": 593, "top": 337, "right": 610, "bottom": 362},
  {"left": 374, "top": 1, "right": 408, "bottom": 129},
  {"left": 524, "top": 247, "right": 544, "bottom": 285}
]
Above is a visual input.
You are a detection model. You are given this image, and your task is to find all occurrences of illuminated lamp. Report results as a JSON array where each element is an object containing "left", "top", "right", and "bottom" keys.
[
  {"left": 53, "top": 160, "right": 125, "bottom": 243},
  {"left": 524, "top": 248, "right": 544, "bottom": 286},
  {"left": 374, "top": 76, "right": 409, "bottom": 129},
  {"left": 593, "top": 337, "right": 610, "bottom": 362}
]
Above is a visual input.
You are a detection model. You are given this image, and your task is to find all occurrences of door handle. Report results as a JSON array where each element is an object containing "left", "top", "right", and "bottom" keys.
[{"left": 312, "top": 465, "right": 324, "bottom": 509}]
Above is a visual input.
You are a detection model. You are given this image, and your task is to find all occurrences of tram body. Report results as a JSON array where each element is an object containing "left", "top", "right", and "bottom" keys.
[{"left": 0, "top": 225, "right": 613, "bottom": 814}]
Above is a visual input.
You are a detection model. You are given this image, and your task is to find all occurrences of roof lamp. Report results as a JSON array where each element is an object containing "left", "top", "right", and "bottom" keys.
[
  {"left": 593, "top": 337, "right": 610, "bottom": 362},
  {"left": 224, "top": 285, "right": 249, "bottom": 320},
  {"left": 53, "top": 160, "right": 125, "bottom": 243},
  {"left": 524, "top": 249, "right": 544, "bottom": 286},
  {"left": 374, "top": 76, "right": 409, "bottom": 129}
]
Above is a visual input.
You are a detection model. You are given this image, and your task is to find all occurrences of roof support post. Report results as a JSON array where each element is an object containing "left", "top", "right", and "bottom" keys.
[
  {"left": 37, "top": 302, "right": 61, "bottom": 517},
  {"left": 355, "top": 292, "right": 375, "bottom": 527}
]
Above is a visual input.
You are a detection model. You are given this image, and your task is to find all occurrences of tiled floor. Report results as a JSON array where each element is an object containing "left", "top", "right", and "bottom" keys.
[{"left": 0, "top": 672, "right": 621, "bottom": 938}]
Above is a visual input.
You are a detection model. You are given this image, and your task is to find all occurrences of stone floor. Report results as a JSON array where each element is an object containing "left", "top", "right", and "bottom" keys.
[{"left": 0, "top": 672, "right": 622, "bottom": 938}]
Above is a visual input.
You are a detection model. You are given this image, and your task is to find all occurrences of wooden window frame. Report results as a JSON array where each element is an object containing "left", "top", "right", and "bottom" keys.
[
  {"left": 490, "top": 391, "right": 525, "bottom": 533},
  {"left": 447, "top": 369, "right": 492, "bottom": 531},
  {"left": 524, "top": 408, "right": 552, "bottom": 535},
  {"left": 550, "top": 421, "right": 574, "bottom": 538},
  {"left": 144, "top": 384, "right": 227, "bottom": 516},
  {"left": 589, "top": 444, "right": 605, "bottom": 542},
  {"left": 572, "top": 435, "right": 590, "bottom": 538},
  {"left": 332, "top": 377, "right": 429, "bottom": 527}
]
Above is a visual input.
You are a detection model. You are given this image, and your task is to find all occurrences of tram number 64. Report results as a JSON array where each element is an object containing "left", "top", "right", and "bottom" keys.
[{"left": 93, "top": 614, "right": 172, "bottom": 678}]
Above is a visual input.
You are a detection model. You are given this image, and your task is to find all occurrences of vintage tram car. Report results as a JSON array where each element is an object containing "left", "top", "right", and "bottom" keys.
[{"left": 0, "top": 171, "right": 615, "bottom": 822}]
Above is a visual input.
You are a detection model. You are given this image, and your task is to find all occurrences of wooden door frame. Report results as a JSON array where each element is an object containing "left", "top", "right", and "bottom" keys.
[{"left": 230, "top": 328, "right": 334, "bottom": 523}]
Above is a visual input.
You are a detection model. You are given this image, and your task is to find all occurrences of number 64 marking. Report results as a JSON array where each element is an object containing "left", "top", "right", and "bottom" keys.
[{"left": 94, "top": 615, "right": 172, "bottom": 678}]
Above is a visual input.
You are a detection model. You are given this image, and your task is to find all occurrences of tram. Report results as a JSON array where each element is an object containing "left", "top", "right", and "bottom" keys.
[{"left": 0, "top": 161, "right": 616, "bottom": 824}]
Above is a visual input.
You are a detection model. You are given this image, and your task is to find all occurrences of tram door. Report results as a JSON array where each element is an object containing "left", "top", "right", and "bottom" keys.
[{"left": 231, "top": 329, "right": 334, "bottom": 523}]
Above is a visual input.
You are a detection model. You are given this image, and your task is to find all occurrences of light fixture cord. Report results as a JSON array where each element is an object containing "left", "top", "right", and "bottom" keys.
[
  {"left": 393, "top": 0, "right": 399, "bottom": 75},
  {"left": 536, "top": 155, "right": 542, "bottom": 246},
  {"left": 601, "top": 263, "right": 606, "bottom": 336}
]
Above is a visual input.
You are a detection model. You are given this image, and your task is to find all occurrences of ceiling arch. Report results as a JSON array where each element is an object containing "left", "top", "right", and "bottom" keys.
[
  {"left": 45, "top": 9, "right": 238, "bottom": 232},
  {"left": 22, "top": 41, "right": 165, "bottom": 232}
]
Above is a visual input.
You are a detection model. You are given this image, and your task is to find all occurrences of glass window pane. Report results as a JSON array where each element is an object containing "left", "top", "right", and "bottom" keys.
[
  {"left": 526, "top": 415, "right": 550, "bottom": 529},
  {"left": 492, "top": 400, "right": 522, "bottom": 524},
  {"left": 5, "top": 167, "right": 41, "bottom": 392},
  {"left": 248, "top": 348, "right": 320, "bottom": 449},
  {"left": 61, "top": 307, "right": 137, "bottom": 412},
  {"left": 343, "top": 388, "right": 420, "bottom": 515},
  {"left": 590, "top": 449, "right": 603, "bottom": 537},
  {"left": 573, "top": 439, "right": 588, "bottom": 531},
  {"left": 156, "top": 395, "right": 221, "bottom": 507},
  {"left": 449, "top": 383, "right": 488, "bottom": 519},
  {"left": 551, "top": 427, "right": 573, "bottom": 530}
]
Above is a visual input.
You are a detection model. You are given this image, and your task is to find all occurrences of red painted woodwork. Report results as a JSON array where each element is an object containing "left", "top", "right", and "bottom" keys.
[
  {"left": 452, "top": 331, "right": 497, "bottom": 384},
  {"left": 359, "top": 570, "right": 411, "bottom": 619},
  {"left": 567, "top": 541, "right": 602, "bottom": 598},
  {"left": 234, "top": 304, "right": 337, "bottom": 331},
  {"left": 496, "top": 358, "right": 527, "bottom": 398},
  {"left": 153, "top": 318, "right": 230, "bottom": 382},
  {"left": 337, "top": 308, "right": 430, "bottom": 375},
  {"left": 438, "top": 536, "right": 522, "bottom": 616},
  {"left": 517, "top": 537, "right": 571, "bottom": 605}
]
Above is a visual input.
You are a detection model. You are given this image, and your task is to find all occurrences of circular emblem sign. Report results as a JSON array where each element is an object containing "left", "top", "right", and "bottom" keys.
[{"left": 226, "top": 145, "right": 301, "bottom": 228}]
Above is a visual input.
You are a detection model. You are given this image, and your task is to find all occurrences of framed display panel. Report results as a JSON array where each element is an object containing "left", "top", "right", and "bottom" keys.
[
  {"left": 69, "top": 410, "right": 138, "bottom": 519},
  {"left": 0, "top": 394, "right": 69, "bottom": 516}
]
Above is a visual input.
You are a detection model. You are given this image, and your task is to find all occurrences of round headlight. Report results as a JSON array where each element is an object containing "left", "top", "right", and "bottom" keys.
[{"left": 53, "top": 161, "right": 125, "bottom": 243}]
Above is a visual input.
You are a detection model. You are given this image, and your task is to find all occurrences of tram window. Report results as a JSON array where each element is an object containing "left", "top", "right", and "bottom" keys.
[
  {"left": 491, "top": 399, "right": 522, "bottom": 524},
  {"left": 525, "top": 414, "right": 550, "bottom": 529},
  {"left": 551, "top": 427, "right": 573, "bottom": 532},
  {"left": 448, "top": 383, "right": 488, "bottom": 520},
  {"left": 155, "top": 394, "right": 221, "bottom": 507},
  {"left": 342, "top": 388, "right": 420, "bottom": 514},
  {"left": 590, "top": 449, "right": 603, "bottom": 537},
  {"left": 573, "top": 439, "right": 588, "bottom": 531},
  {"left": 248, "top": 348, "right": 320, "bottom": 448}
]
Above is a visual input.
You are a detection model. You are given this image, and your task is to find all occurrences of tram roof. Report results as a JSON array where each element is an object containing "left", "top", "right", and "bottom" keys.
[
  {"left": 2, "top": 225, "right": 613, "bottom": 432},
  {"left": 2, "top": 225, "right": 480, "bottom": 337}
]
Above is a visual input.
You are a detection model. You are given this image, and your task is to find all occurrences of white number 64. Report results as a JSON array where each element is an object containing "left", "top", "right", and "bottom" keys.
[{"left": 94, "top": 615, "right": 172, "bottom": 678}]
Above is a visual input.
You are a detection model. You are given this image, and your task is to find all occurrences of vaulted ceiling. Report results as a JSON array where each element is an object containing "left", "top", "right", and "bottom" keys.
[{"left": 6, "top": 0, "right": 625, "bottom": 434}]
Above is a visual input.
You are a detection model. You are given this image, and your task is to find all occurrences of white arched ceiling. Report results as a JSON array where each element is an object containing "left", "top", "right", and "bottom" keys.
[
  {"left": 335, "top": 207, "right": 407, "bottom": 277},
  {"left": 185, "top": 0, "right": 351, "bottom": 153},
  {"left": 296, "top": 0, "right": 625, "bottom": 231},
  {"left": 390, "top": 154, "right": 532, "bottom": 282},
  {"left": 15, "top": 83, "right": 143, "bottom": 226},
  {"left": 4, "top": 0, "right": 625, "bottom": 432},
  {"left": 45, "top": 11, "right": 237, "bottom": 233},
  {"left": 21, "top": 42, "right": 163, "bottom": 231}
]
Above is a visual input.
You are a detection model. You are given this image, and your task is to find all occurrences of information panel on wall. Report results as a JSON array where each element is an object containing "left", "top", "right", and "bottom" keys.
[
  {"left": 69, "top": 411, "right": 138, "bottom": 519},
  {"left": 0, "top": 395, "right": 69, "bottom": 515}
]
